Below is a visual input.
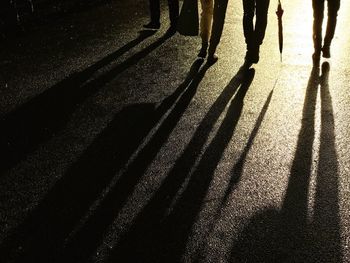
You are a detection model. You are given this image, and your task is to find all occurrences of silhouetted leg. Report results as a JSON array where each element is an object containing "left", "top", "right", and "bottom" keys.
[
  {"left": 149, "top": 0, "right": 161, "bottom": 24},
  {"left": 312, "top": 0, "right": 325, "bottom": 55},
  {"left": 168, "top": 0, "right": 179, "bottom": 27},
  {"left": 199, "top": 0, "right": 214, "bottom": 57},
  {"left": 249, "top": 0, "right": 269, "bottom": 63},
  {"left": 255, "top": 0, "right": 270, "bottom": 46},
  {"left": 242, "top": 0, "right": 255, "bottom": 47},
  {"left": 207, "top": 0, "right": 229, "bottom": 63},
  {"left": 323, "top": 0, "right": 340, "bottom": 48},
  {"left": 242, "top": 0, "right": 260, "bottom": 63}
]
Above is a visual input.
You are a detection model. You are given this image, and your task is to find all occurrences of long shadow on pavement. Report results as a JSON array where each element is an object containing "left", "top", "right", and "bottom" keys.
[
  {"left": 107, "top": 67, "right": 255, "bottom": 263},
  {"left": 57, "top": 59, "right": 209, "bottom": 262},
  {"left": 193, "top": 88, "right": 274, "bottom": 260},
  {"left": 230, "top": 62, "right": 342, "bottom": 263},
  {"left": 224, "top": 88, "right": 274, "bottom": 201},
  {"left": 0, "top": 58, "right": 204, "bottom": 263},
  {"left": 0, "top": 29, "right": 163, "bottom": 173}
]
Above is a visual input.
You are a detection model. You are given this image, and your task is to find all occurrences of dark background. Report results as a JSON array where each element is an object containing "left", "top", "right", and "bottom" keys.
[{"left": 1, "top": 0, "right": 111, "bottom": 35}]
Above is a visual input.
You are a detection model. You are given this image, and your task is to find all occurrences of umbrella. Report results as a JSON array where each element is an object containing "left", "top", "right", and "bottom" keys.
[{"left": 276, "top": 0, "right": 284, "bottom": 62}]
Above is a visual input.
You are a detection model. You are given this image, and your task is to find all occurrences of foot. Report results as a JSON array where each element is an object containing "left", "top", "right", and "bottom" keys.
[
  {"left": 322, "top": 45, "right": 331, "bottom": 58},
  {"left": 165, "top": 25, "right": 177, "bottom": 36},
  {"left": 198, "top": 44, "right": 208, "bottom": 58},
  {"left": 245, "top": 46, "right": 259, "bottom": 64},
  {"left": 143, "top": 21, "right": 160, "bottom": 30},
  {"left": 207, "top": 54, "right": 218, "bottom": 65},
  {"left": 241, "top": 60, "right": 253, "bottom": 70}
]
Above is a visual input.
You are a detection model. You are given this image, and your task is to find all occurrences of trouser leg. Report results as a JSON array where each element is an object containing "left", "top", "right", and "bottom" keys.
[
  {"left": 242, "top": 0, "right": 255, "bottom": 47},
  {"left": 168, "top": 0, "right": 179, "bottom": 26},
  {"left": 200, "top": 0, "right": 214, "bottom": 44},
  {"left": 324, "top": 0, "right": 340, "bottom": 47},
  {"left": 312, "top": 0, "right": 325, "bottom": 51},
  {"left": 149, "top": 0, "right": 161, "bottom": 23},
  {"left": 255, "top": 0, "right": 270, "bottom": 45},
  {"left": 208, "top": 0, "right": 229, "bottom": 55}
]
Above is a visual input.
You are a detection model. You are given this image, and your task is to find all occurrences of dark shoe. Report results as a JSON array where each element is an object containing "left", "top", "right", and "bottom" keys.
[
  {"left": 322, "top": 45, "right": 331, "bottom": 58},
  {"left": 143, "top": 21, "right": 160, "bottom": 30},
  {"left": 198, "top": 44, "right": 208, "bottom": 58},
  {"left": 251, "top": 46, "right": 260, "bottom": 63},
  {"left": 165, "top": 25, "right": 177, "bottom": 36},
  {"left": 245, "top": 51, "right": 259, "bottom": 64},
  {"left": 241, "top": 60, "right": 253, "bottom": 70},
  {"left": 245, "top": 45, "right": 259, "bottom": 64},
  {"left": 207, "top": 54, "right": 218, "bottom": 65}
]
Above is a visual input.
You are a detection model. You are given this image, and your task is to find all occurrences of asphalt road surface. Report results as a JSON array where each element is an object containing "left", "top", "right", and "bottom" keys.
[{"left": 0, "top": 0, "right": 350, "bottom": 262}]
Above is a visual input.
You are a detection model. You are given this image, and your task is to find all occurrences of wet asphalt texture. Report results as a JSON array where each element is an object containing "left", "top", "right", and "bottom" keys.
[{"left": 0, "top": 0, "right": 350, "bottom": 262}]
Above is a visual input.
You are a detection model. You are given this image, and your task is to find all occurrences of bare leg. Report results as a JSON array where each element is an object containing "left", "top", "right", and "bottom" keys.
[{"left": 199, "top": 0, "right": 214, "bottom": 57}]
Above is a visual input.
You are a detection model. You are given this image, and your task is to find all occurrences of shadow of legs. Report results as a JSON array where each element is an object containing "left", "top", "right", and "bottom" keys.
[
  {"left": 0, "top": 30, "right": 159, "bottom": 173},
  {"left": 312, "top": 62, "right": 342, "bottom": 262},
  {"left": 230, "top": 64, "right": 342, "bottom": 263},
  {"left": 108, "top": 67, "right": 255, "bottom": 263},
  {"left": 0, "top": 38, "right": 190, "bottom": 263}
]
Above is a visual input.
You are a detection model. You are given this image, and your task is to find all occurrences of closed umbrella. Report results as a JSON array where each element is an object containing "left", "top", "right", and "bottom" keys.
[{"left": 276, "top": 0, "right": 284, "bottom": 62}]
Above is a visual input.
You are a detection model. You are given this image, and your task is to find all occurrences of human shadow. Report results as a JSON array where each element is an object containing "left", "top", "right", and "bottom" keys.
[
  {"left": 58, "top": 59, "right": 210, "bottom": 262},
  {"left": 0, "top": 59, "right": 204, "bottom": 263},
  {"left": 311, "top": 62, "right": 342, "bottom": 262},
  {"left": 0, "top": 29, "right": 167, "bottom": 173},
  {"left": 193, "top": 88, "right": 274, "bottom": 258},
  {"left": 107, "top": 67, "right": 255, "bottom": 263},
  {"left": 223, "top": 88, "right": 274, "bottom": 201},
  {"left": 230, "top": 62, "right": 342, "bottom": 263}
]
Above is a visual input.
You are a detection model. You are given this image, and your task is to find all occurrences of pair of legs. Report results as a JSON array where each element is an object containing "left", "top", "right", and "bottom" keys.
[
  {"left": 312, "top": 0, "right": 340, "bottom": 59},
  {"left": 242, "top": 0, "right": 270, "bottom": 63},
  {"left": 199, "top": 0, "right": 229, "bottom": 64},
  {"left": 144, "top": 0, "right": 179, "bottom": 29}
]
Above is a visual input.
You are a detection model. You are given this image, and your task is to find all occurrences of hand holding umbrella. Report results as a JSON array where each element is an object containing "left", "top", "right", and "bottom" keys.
[{"left": 276, "top": 0, "right": 284, "bottom": 62}]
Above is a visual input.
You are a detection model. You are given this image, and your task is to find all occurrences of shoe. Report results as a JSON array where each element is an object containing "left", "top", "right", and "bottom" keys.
[
  {"left": 245, "top": 46, "right": 259, "bottom": 64},
  {"left": 241, "top": 60, "right": 253, "bottom": 70},
  {"left": 143, "top": 21, "right": 160, "bottom": 30},
  {"left": 207, "top": 54, "right": 218, "bottom": 65},
  {"left": 322, "top": 45, "right": 331, "bottom": 58},
  {"left": 198, "top": 44, "right": 208, "bottom": 58},
  {"left": 165, "top": 25, "right": 177, "bottom": 36}
]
